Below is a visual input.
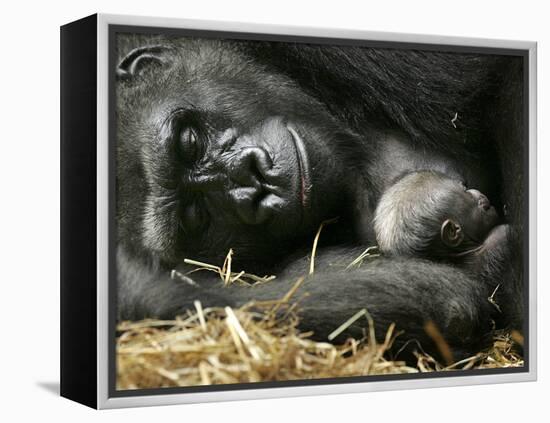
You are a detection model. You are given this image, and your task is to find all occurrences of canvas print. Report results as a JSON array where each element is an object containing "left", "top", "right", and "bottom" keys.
[{"left": 113, "top": 30, "right": 527, "bottom": 392}]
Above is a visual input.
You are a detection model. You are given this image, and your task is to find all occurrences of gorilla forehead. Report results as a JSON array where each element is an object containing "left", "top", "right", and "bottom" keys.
[{"left": 117, "top": 36, "right": 327, "bottom": 129}]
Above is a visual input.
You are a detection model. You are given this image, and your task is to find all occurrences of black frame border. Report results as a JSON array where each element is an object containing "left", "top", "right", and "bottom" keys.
[{"left": 60, "top": 14, "right": 98, "bottom": 409}]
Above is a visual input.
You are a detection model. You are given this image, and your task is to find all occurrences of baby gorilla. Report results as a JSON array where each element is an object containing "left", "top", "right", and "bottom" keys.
[{"left": 374, "top": 171, "right": 509, "bottom": 277}]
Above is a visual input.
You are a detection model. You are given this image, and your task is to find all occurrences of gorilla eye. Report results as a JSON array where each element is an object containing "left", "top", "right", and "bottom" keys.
[{"left": 178, "top": 127, "right": 201, "bottom": 163}]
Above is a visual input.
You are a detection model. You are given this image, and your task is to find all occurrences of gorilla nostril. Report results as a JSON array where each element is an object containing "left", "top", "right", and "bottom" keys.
[
  {"left": 477, "top": 195, "right": 491, "bottom": 211},
  {"left": 248, "top": 155, "right": 265, "bottom": 184},
  {"left": 249, "top": 148, "right": 273, "bottom": 181},
  {"left": 230, "top": 147, "right": 273, "bottom": 188},
  {"left": 468, "top": 189, "right": 491, "bottom": 211}
]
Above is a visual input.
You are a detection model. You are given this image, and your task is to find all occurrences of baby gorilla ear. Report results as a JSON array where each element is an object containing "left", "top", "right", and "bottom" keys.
[
  {"left": 116, "top": 45, "right": 172, "bottom": 81},
  {"left": 441, "top": 219, "right": 464, "bottom": 248}
]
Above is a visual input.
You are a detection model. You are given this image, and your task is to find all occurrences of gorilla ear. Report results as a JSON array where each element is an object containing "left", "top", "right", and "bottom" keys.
[
  {"left": 440, "top": 219, "right": 464, "bottom": 248},
  {"left": 116, "top": 45, "right": 172, "bottom": 81}
]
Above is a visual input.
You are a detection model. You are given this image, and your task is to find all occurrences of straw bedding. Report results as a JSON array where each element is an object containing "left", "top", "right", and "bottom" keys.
[
  {"left": 117, "top": 226, "right": 523, "bottom": 390},
  {"left": 117, "top": 265, "right": 523, "bottom": 390}
]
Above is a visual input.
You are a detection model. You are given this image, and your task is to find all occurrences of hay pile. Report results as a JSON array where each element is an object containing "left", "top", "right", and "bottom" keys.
[
  {"left": 117, "top": 301, "right": 408, "bottom": 389},
  {"left": 116, "top": 299, "right": 523, "bottom": 390},
  {"left": 117, "top": 237, "right": 523, "bottom": 390}
]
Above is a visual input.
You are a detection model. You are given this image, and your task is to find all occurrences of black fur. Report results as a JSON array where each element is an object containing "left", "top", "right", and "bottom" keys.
[
  {"left": 118, "top": 247, "right": 494, "bottom": 361},
  {"left": 115, "top": 35, "right": 524, "bottom": 363}
]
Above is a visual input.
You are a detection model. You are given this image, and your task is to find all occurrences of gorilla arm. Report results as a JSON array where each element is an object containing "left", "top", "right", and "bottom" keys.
[
  {"left": 117, "top": 247, "right": 494, "bottom": 361},
  {"left": 462, "top": 224, "right": 519, "bottom": 329}
]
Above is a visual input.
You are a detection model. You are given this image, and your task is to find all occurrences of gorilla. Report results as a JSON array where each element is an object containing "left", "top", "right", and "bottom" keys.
[
  {"left": 373, "top": 170, "right": 509, "bottom": 278},
  {"left": 116, "top": 34, "right": 525, "bottom": 362}
]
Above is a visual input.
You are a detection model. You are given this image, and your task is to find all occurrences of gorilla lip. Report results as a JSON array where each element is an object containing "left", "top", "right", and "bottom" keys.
[{"left": 287, "top": 125, "right": 311, "bottom": 208}]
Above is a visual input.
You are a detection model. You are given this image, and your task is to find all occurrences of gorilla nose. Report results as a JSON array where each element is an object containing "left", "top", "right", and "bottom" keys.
[
  {"left": 226, "top": 146, "right": 282, "bottom": 224},
  {"left": 467, "top": 189, "right": 491, "bottom": 211},
  {"left": 228, "top": 146, "right": 273, "bottom": 187}
]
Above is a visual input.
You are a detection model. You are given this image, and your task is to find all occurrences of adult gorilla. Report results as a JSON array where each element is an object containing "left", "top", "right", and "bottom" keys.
[{"left": 116, "top": 34, "right": 524, "bottom": 361}]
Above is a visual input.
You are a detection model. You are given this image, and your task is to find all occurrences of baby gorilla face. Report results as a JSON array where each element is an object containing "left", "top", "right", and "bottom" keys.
[{"left": 443, "top": 183, "right": 500, "bottom": 245}]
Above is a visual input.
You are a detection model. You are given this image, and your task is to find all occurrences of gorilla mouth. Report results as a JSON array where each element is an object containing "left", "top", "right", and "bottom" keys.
[{"left": 287, "top": 125, "right": 311, "bottom": 208}]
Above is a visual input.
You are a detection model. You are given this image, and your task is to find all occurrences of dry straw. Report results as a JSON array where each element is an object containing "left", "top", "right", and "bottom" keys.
[
  {"left": 117, "top": 299, "right": 523, "bottom": 389},
  {"left": 117, "top": 225, "right": 523, "bottom": 389}
]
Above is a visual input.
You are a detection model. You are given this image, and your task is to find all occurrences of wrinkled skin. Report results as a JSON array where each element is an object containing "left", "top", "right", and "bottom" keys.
[{"left": 116, "top": 35, "right": 525, "bottom": 363}]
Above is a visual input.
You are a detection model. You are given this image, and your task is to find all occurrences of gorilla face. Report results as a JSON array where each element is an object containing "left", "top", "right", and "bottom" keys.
[
  {"left": 116, "top": 39, "right": 357, "bottom": 265},
  {"left": 448, "top": 185, "right": 500, "bottom": 244}
]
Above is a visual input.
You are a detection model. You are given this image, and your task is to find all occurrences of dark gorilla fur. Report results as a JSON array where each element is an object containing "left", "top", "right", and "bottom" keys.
[{"left": 116, "top": 34, "right": 525, "bottom": 362}]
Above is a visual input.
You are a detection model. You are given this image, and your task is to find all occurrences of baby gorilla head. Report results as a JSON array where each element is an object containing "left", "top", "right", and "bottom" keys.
[{"left": 374, "top": 170, "right": 501, "bottom": 261}]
